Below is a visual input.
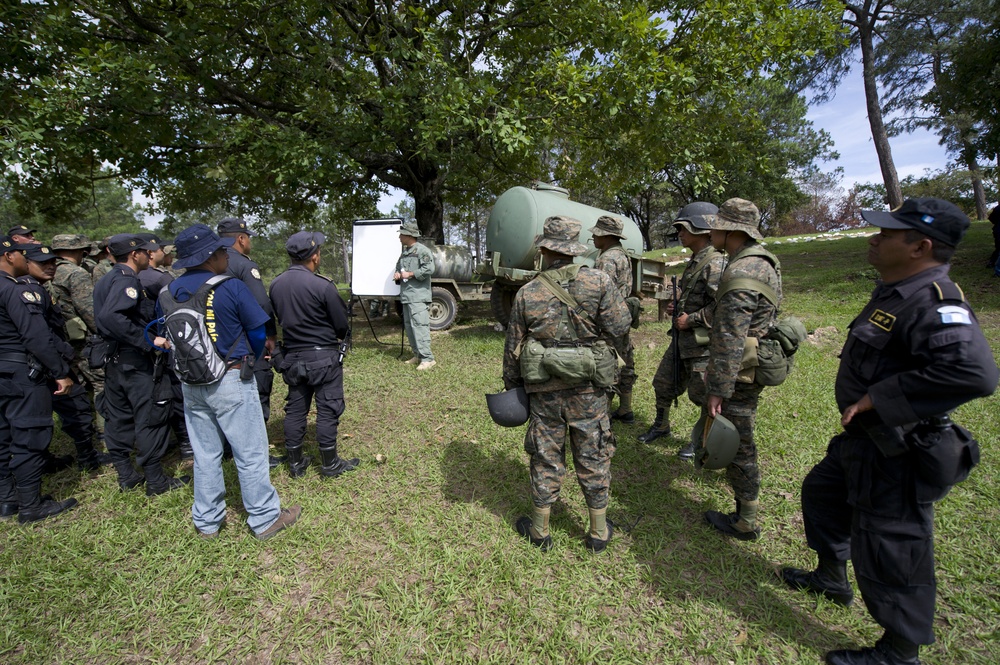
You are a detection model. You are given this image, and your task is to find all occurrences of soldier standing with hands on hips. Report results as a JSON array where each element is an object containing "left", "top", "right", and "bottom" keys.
[
  {"left": 0, "top": 235, "right": 78, "bottom": 523},
  {"left": 394, "top": 222, "right": 436, "bottom": 370},
  {"left": 270, "top": 231, "right": 358, "bottom": 479},
  {"left": 780, "top": 198, "right": 998, "bottom": 665}
]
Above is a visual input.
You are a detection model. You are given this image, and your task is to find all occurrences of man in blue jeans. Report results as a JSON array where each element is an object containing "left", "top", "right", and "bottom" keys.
[{"left": 164, "top": 224, "right": 300, "bottom": 541}]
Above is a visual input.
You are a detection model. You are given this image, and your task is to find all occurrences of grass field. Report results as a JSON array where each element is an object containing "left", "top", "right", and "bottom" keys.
[{"left": 2, "top": 223, "right": 999, "bottom": 664}]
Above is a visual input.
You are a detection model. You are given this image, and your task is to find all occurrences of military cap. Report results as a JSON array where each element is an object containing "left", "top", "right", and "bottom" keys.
[
  {"left": 398, "top": 222, "right": 421, "bottom": 238},
  {"left": 218, "top": 217, "right": 254, "bottom": 236},
  {"left": 708, "top": 198, "right": 762, "bottom": 240},
  {"left": 136, "top": 232, "right": 162, "bottom": 251},
  {"left": 861, "top": 197, "right": 970, "bottom": 248},
  {"left": 286, "top": 230, "right": 325, "bottom": 261},
  {"left": 51, "top": 234, "right": 94, "bottom": 251},
  {"left": 25, "top": 245, "right": 56, "bottom": 262},
  {"left": 589, "top": 215, "right": 627, "bottom": 239},
  {"left": 173, "top": 224, "right": 236, "bottom": 269},
  {"left": 535, "top": 215, "right": 588, "bottom": 257},
  {"left": 7, "top": 225, "right": 35, "bottom": 237},
  {"left": 0, "top": 235, "right": 34, "bottom": 254},
  {"left": 107, "top": 233, "right": 158, "bottom": 257}
]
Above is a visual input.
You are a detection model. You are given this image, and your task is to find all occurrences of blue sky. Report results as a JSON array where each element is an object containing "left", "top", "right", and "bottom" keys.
[{"left": 806, "top": 73, "right": 952, "bottom": 192}]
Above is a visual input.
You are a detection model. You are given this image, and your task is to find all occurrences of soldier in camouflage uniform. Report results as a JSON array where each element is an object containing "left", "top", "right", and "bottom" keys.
[
  {"left": 590, "top": 215, "right": 637, "bottom": 423},
  {"left": 701, "top": 198, "right": 781, "bottom": 541},
  {"left": 638, "top": 203, "right": 725, "bottom": 458},
  {"left": 50, "top": 234, "right": 106, "bottom": 438},
  {"left": 90, "top": 237, "right": 114, "bottom": 284},
  {"left": 504, "top": 216, "right": 631, "bottom": 552}
]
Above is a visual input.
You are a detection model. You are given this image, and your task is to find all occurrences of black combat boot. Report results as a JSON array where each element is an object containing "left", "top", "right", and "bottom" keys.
[
  {"left": 15, "top": 484, "right": 78, "bottom": 524},
  {"left": 825, "top": 632, "right": 920, "bottom": 664},
  {"left": 113, "top": 459, "right": 145, "bottom": 491},
  {"left": 637, "top": 408, "right": 670, "bottom": 443},
  {"left": 269, "top": 454, "right": 288, "bottom": 469},
  {"left": 143, "top": 462, "right": 191, "bottom": 496},
  {"left": 178, "top": 439, "right": 194, "bottom": 461},
  {"left": 286, "top": 446, "right": 312, "bottom": 478},
  {"left": 704, "top": 499, "right": 761, "bottom": 541},
  {"left": 781, "top": 556, "right": 854, "bottom": 606},
  {"left": 318, "top": 446, "right": 359, "bottom": 478},
  {"left": 676, "top": 440, "right": 695, "bottom": 460},
  {"left": 74, "top": 438, "right": 110, "bottom": 472},
  {"left": 41, "top": 451, "right": 75, "bottom": 474}
]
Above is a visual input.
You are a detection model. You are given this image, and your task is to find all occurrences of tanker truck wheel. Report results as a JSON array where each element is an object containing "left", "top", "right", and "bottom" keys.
[
  {"left": 428, "top": 287, "right": 458, "bottom": 331},
  {"left": 490, "top": 284, "right": 516, "bottom": 328}
]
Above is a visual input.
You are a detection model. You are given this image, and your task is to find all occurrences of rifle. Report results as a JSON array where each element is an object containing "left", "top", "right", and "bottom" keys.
[{"left": 671, "top": 275, "right": 681, "bottom": 407}]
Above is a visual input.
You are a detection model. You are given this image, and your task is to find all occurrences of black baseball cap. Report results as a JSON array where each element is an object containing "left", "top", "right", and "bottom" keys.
[
  {"left": 107, "top": 233, "right": 158, "bottom": 256},
  {"left": 217, "top": 217, "right": 253, "bottom": 236},
  {"left": 24, "top": 245, "right": 56, "bottom": 262},
  {"left": 7, "top": 225, "right": 35, "bottom": 237},
  {"left": 861, "top": 197, "right": 970, "bottom": 247},
  {"left": 285, "top": 231, "right": 324, "bottom": 260}
]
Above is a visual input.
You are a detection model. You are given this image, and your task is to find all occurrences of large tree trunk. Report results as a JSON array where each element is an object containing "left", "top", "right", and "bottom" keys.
[
  {"left": 961, "top": 141, "right": 988, "bottom": 219},
  {"left": 857, "top": 12, "right": 902, "bottom": 209}
]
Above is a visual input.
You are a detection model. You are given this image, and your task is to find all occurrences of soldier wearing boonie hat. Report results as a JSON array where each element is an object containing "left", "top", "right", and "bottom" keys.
[
  {"left": 216, "top": 218, "right": 281, "bottom": 464},
  {"left": 701, "top": 197, "right": 781, "bottom": 542},
  {"left": 588, "top": 215, "right": 637, "bottom": 423},
  {"left": 50, "top": 234, "right": 108, "bottom": 462},
  {"left": 93, "top": 232, "right": 188, "bottom": 496},
  {"left": 269, "top": 230, "right": 357, "bottom": 480},
  {"left": 394, "top": 222, "right": 436, "bottom": 370},
  {"left": 504, "top": 215, "right": 631, "bottom": 553},
  {"left": 90, "top": 237, "right": 114, "bottom": 284}
]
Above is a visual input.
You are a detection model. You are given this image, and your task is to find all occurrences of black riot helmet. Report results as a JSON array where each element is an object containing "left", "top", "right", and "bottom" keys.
[{"left": 673, "top": 202, "right": 719, "bottom": 233}]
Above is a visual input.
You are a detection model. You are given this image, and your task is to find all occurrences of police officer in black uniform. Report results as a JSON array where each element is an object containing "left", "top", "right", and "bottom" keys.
[
  {"left": 20, "top": 245, "right": 106, "bottom": 472},
  {"left": 136, "top": 232, "right": 192, "bottom": 460},
  {"left": 217, "top": 217, "right": 284, "bottom": 467},
  {"left": 780, "top": 198, "right": 999, "bottom": 665},
  {"left": 269, "top": 231, "right": 358, "bottom": 478},
  {"left": 94, "top": 233, "right": 189, "bottom": 495},
  {"left": 0, "top": 236, "right": 79, "bottom": 523}
]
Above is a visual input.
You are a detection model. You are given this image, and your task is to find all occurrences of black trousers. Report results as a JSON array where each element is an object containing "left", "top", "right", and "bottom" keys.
[
  {"left": 801, "top": 432, "right": 937, "bottom": 645},
  {"left": 52, "top": 378, "right": 96, "bottom": 448},
  {"left": 103, "top": 351, "right": 171, "bottom": 468},
  {"left": 0, "top": 362, "right": 54, "bottom": 488},
  {"left": 281, "top": 349, "right": 344, "bottom": 450},
  {"left": 254, "top": 356, "right": 274, "bottom": 423}
]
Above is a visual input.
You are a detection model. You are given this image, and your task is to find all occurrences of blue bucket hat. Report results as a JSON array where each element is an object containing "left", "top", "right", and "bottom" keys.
[{"left": 172, "top": 224, "right": 235, "bottom": 270}]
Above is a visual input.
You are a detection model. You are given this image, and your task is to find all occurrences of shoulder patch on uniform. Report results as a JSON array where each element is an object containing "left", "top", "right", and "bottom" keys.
[
  {"left": 938, "top": 305, "right": 971, "bottom": 325},
  {"left": 21, "top": 290, "right": 39, "bottom": 303},
  {"left": 125, "top": 286, "right": 138, "bottom": 300},
  {"left": 868, "top": 309, "right": 895, "bottom": 331},
  {"left": 251, "top": 268, "right": 261, "bottom": 280}
]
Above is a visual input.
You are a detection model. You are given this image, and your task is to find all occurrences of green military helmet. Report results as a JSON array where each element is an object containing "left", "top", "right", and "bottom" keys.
[
  {"left": 485, "top": 386, "right": 530, "bottom": 427},
  {"left": 691, "top": 413, "right": 739, "bottom": 470}
]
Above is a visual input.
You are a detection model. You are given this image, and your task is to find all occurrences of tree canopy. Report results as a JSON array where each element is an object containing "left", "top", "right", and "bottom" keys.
[{"left": 2, "top": 1, "right": 844, "bottom": 242}]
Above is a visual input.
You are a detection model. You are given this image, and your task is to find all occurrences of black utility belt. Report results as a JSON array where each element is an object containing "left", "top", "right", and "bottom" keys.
[
  {"left": 285, "top": 345, "right": 339, "bottom": 352},
  {"left": 0, "top": 352, "right": 28, "bottom": 364}
]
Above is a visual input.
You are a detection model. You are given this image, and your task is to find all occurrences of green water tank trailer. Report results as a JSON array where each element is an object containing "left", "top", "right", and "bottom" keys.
[{"left": 478, "top": 183, "right": 647, "bottom": 325}]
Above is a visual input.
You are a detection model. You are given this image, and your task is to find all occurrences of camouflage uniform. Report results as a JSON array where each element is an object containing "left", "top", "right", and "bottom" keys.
[
  {"left": 594, "top": 243, "right": 635, "bottom": 392},
  {"left": 503, "top": 231, "right": 630, "bottom": 512},
  {"left": 703, "top": 199, "right": 780, "bottom": 532},
  {"left": 395, "top": 224, "right": 435, "bottom": 364},
  {"left": 651, "top": 244, "right": 725, "bottom": 409},
  {"left": 49, "top": 235, "right": 106, "bottom": 431},
  {"left": 91, "top": 258, "right": 113, "bottom": 285}
]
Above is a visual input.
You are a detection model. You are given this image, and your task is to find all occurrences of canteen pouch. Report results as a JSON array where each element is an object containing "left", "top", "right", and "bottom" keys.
[
  {"left": 589, "top": 339, "right": 617, "bottom": 389},
  {"left": 754, "top": 337, "right": 790, "bottom": 387},
  {"left": 625, "top": 296, "right": 643, "bottom": 329},
  {"left": 908, "top": 421, "right": 979, "bottom": 495},
  {"left": 693, "top": 326, "right": 711, "bottom": 346},
  {"left": 519, "top": 338, "right": 550, "bottom": 384},
  {"left": 65, "top": 316, "right": 88, "bottom": 342}
]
